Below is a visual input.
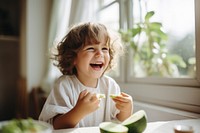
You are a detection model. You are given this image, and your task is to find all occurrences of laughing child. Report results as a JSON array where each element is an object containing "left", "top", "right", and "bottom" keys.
[{"left": 39, "top": 22, "right": 133, "bottom": 129}]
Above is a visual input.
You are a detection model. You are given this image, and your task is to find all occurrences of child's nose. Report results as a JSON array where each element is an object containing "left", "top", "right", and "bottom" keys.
[{"left": 95, "top": 50, "right": 103, "bottom": 58}]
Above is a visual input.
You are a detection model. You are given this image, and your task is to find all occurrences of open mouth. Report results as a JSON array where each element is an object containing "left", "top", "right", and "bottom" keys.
[{"left": 90, "top": 63, "right": 104, "bottom": 70}]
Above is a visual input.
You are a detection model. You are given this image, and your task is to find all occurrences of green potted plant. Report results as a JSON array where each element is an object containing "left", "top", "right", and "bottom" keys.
[{"left": 119, "top": 11, "right": 186, "bottom": 77}]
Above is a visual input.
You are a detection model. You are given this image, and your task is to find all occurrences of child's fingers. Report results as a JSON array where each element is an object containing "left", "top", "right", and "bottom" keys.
[
  {"left": 84, "top": 92, "right": 93, "bottom": 101},
  {"left": 120, "top": 92, "right": 130, "bottom": 97},
  {"left": 79, "top": 90, "right": 88, "bottom": 99},
  {"left": 114, "top": 95, "right": 131, "bottom": 103},
  {"left": 114, "top": 98, "right": 129, "bottom": 105},
  {"left": 115, "top": 103, "right": 123, "bottom": 110},
  {"left": 90, "top": 94, "right": 99, "bottom": 102}
]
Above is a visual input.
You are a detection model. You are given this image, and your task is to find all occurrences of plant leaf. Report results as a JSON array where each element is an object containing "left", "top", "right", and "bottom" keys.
[
  {"left": 131, "top": 27, "right": 142, "bottom": 37},
  {"left": 149, "top": 22, "right": 162, "bottom": 30},
  {"left": 167, "top": 55, "right": 187, "bottom": 68},
  {"left": 145, "top": 11, "right": 155, "bottom": 21}
]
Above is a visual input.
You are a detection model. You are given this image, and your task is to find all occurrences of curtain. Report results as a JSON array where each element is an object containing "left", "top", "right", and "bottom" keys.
[{"left": 41, "top": 0, "right": 99, "bottom": 93}]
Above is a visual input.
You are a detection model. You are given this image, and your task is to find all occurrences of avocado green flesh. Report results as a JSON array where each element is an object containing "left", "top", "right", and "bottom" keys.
[
  {"left": 97, "top": 94, "right": 106, "bottom": 99},
  {"left": 100, "top": 129, "right": 128, "bottom": 133},
  {"left": 99, "top": 122, "right": 128, "bottom": 133},
  {"left": 122, "top": 110, "right": 146, "bottom": 125}
]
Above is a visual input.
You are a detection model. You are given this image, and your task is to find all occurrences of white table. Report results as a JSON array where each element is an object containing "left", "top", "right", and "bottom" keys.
[{"left": 53, "top": 118, "right": 200, "bottom": 133}]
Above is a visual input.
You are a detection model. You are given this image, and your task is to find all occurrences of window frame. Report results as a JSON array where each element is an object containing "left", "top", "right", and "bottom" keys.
[
  {"left": 124, "top": 0, "right": 200, "bottom": 87},
  {"left": 98, "top": 0, "right": 200, "bottom": 113}
]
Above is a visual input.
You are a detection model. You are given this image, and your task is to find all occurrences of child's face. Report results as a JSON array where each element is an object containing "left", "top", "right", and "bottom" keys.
[{"left": 74, "top": 38, "right": 110, "bottom": 82}]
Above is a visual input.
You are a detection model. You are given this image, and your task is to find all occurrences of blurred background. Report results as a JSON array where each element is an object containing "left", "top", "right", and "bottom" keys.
[{"left": 0, "top": 0, "right": 200, "bottom": 122}]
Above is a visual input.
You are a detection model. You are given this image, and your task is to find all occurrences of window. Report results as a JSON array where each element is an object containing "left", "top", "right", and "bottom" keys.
[
  {"left": 97, "top": 0, "right": 200, "bottom": 113},
  {"left": 127, "top": 0, "right": 198, "bottom": 87},
  {"left": 98, "top": 0, "right": 123, "bottom": 81}
]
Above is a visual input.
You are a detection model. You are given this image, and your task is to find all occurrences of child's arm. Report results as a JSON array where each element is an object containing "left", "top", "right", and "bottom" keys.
[
  {"left": 112, "top": 92, "right": 133, "bottom": 121},
  {"left": 53, "top": 90, "right": 100, "bottom": 129}
]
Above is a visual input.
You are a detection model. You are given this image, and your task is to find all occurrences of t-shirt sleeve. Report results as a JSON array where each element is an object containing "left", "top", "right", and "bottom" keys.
[{"left": 39, "top": 78, "right": 75, "bottom": 123}]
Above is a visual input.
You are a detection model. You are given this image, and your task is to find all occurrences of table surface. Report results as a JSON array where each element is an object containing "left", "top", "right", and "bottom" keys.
[{"left": 53, "top": 118, "right": 200, "bottom": 133}]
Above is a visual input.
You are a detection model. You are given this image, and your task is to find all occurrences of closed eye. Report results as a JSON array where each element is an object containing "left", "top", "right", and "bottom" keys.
[
  {"left": 102, "top": 47, "right": 109, "bottom": 51},
  {"left": 86, "top": 47, "right": 94, "bottom": 51}
]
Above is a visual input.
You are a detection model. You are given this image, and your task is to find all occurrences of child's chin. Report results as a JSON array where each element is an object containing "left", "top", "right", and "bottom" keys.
[{"left": 91, "top": 73, "right": 103, "bottom": 78}]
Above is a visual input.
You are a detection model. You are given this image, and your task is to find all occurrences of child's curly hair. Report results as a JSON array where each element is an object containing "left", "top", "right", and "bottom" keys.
[{"left": 51, "top": 22, "right": 124, "bottom": 75}]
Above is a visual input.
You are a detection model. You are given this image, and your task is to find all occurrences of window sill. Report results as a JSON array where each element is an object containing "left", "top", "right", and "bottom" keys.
[{"left": 119, "top": 83, "right": 200, "bottom": 114}]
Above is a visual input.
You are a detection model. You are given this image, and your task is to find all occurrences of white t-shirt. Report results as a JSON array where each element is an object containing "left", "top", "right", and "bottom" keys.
[{"left": 39, "top": 75, "right": 121, "bottom": 127}]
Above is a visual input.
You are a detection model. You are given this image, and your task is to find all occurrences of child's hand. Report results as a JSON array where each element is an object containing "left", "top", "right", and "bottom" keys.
[
  {"left": 53, "top": 90, "right": 100, "bottom": 129},
  {"left": 74, "top": 90, "right": 100, "bottom": 116},
  {"left": 112, "top": 92, "right": 133, "bottom": 114}
]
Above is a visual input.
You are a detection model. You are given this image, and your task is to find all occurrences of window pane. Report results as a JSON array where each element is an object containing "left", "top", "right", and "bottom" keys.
[
  {"left": 128, "top": 0, "right": 195, "bottom": 78},
  {"left": 98, "top": 2, "right": 121, "bottom": 78},
  {"left": 98, "top": 2, "right": 119, "bottom": 30}
]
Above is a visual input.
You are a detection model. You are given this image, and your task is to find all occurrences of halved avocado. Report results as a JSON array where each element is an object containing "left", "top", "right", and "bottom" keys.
[{"left": 99, "top": 122, "right": 128, "bottom": 133}]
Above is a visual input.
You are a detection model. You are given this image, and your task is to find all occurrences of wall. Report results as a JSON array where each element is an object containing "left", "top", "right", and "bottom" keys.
[
  {"left": 0, "top": 0, "right": 20, "bottom": 120},
  {"left": 0, "top": 38, "right": 19, "bottom": 120},
  {"left": 134, "top": 101, "right": 200, "bottom": 122}
]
